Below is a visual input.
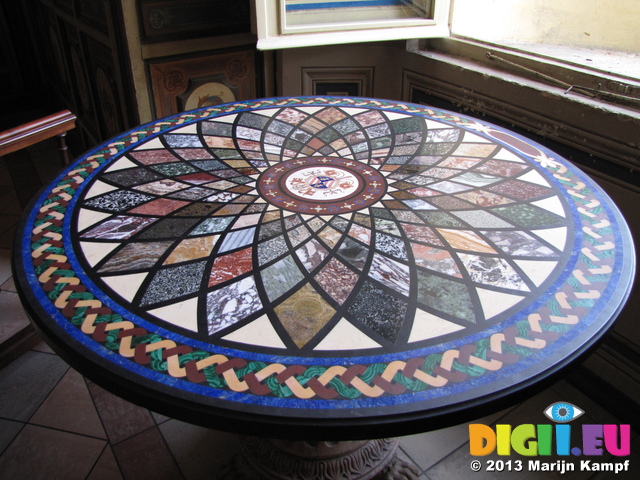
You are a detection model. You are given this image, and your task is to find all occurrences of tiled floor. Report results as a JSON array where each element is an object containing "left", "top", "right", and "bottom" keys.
[{"left": 1, "top": 140, "right": 638, "bottom": 480}]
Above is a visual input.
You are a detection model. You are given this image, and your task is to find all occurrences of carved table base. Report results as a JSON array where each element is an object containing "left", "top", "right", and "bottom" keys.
[{"left": 219, "top": 436, "right": 419, "bottom": 480}]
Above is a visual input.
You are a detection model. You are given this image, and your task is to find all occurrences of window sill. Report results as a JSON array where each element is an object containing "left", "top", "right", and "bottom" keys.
[{"left": 404, "top": 37, "right": 640, "bottom": 174}]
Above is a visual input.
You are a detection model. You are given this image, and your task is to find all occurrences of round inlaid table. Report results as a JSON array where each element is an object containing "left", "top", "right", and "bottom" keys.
[{"left": 14, "top": 97, "right": 635, "bottom": 479}]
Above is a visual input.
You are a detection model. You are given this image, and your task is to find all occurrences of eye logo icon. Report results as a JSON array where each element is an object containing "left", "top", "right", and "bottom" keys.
[{"left": 544, "top": 402, "right": 584, "bottom": 423}]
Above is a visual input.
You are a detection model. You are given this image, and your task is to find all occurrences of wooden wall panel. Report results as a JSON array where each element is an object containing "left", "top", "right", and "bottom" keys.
[{"left": 139, "top": 0, "right": 251, "bottom": 43}]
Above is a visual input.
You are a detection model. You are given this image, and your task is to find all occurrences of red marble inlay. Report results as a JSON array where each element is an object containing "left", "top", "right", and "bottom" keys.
[
  {"left": 129, "top": 150, "right": 181, "bottom": 165},
  {"left": 129, "top": 198, "right": 189, "bottom": 216},
  {"left": 178, "top": 173, "right": 219, "bottom": 184},
  {"left": 209, "top": 248, "right": 254, "bottom": 287}
]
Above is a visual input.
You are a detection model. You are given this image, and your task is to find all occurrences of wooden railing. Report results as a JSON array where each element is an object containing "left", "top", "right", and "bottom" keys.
[{"left": 0, "top": 110, "right": 77, "bottom": 164}]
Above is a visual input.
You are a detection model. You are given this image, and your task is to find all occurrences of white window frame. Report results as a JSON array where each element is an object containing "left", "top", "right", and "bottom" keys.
[{"left": 254, "top": 0, "right": 451, "bottom": 50}]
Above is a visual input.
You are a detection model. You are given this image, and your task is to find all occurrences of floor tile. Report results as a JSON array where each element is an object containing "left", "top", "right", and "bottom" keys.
[
  {"left": 30, "top": 368, "right": 107, "bottom": 439},
  {"left": 423, "top": 382, "right": 639, "bottom": 480},
  {"left": 0, "top": 418, "right": 23, "bottom": 454},
  {"left": 159, "top": 420, "right": 239, "bottom": 480},
  {"left": 0, "top": 214, "right": 19, "bottom": 235},
  {"left": 0, "top": 223, "right": 17, "bottom": 249},
  {"left": 88, "top": 381, "right": 156, "bottom": 445},
  {"left": 0, "top": 290, "right": 31, "bottom": 344},
  {"left": 0, "top": 350, "right": 69, "bottom": 421},
  {"left": 29, "top": 339, "right": 55, "bottom": 354},
  {"left": 112, "top": 426, "right": 183, "bottom": 480},
  {"left": 400, "top": 404, "right": 513, "bottom": 472},
  {"left": 87, "top": 446, "right": 124, "bottom": 480},
  {"left": 0, "top": 190, "right": 22, "bottom": 216},
  {"left": 0, "top": 275, "right": 16, "bottom": 293},
  {"left": 0, "top": 424, "right": 105, "bottom": 480},
  {"left": 0, "top": 249, "right": 12, "bottom": 287},
  {"left": 400, "top": 423, "right": 471, "bottom": 472},
  {"left": 550, "top": 379, "right": 629, "bottom": 426}
]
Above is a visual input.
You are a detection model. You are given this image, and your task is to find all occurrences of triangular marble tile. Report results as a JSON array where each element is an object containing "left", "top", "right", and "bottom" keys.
[
  {"left": 514, "top": 259, "right": 559, "bottom": 287},
  {"left": 476, "top": 287, "right": 526, "bottom": 320},
  {"left": 148, "top": 297, "right": 199, "bottom": 332},
  {"left": 408, "top": 310, "right": 465, "bottom": 343},
  {"left": 314, "top": 318, "right": 381, "bottom": 351},
  {"left": 101, "top": 273, "right": 148, "bottom": 302},
  {"left": 222, "top": 314, "right": 286, "bottom": 349}
]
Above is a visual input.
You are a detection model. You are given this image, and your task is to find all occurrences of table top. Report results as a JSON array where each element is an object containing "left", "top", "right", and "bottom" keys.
[{"left": 14, "top": 97, "right": 635, "bottom": 440}]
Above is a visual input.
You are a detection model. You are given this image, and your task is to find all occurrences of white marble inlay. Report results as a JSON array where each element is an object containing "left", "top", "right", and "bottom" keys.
[
  {"left": 462, "top": 131, "right": 493, "bottom": 143},
  {"left": 85, "top": 180, "right": 119, "bottom": 199},
  {"left": 78, "top": 209, "right": 112, "bottom": 232},
  {"left": 532, "top": 197, "right": 566, "bottom": 217},
  {"left": 424, "top": 119, "right": 450, "bottom": 130},
  {"left": 296, "top": 106, "right": 326, "bottom": 115},
  {"left": 384, "top": 111, "right": 412, "bottom": 121},
  {"left": 518, "top": 169, "right": 551, "bottom": 187},
  {"left": 314, "top": 318, "right": 381, "bottom": 350},
  {"left": 408, "top": 309, "right": 465, "bottom": 343},
  {"left": 148, "top": 297, "right": 199, "bottom": 332},
  {"left": 80, "top": 241, "right": 120, "bottom": 267},
  {"left": 492, "top": 148, "right": 525, "bottom": 163},
  {"left": 476, "top": 288, "right": 526, "bottom": 320},
  {"left": 105, "top": 157, "right": 137, "bottom": 172},
  {"left": 515, "top": 260, "right": 559, "bottom": 287},
  {"left": 133, "top": 137, "right": 165, "bottom": 151},
  {"left": 222, "top": 314, "right": 287, "bottom": 349},
  {"left": 214, "top": 113, "right": 238, "bottom": 124},
  {"left": 102, "top": 273, "right": 148, "bottom": 302},
  {"left": 171, "top": 124, "right": 198, "bottom": 134},
  {"left": 531, "top": 227, "right": 567, "bottom": 251}
]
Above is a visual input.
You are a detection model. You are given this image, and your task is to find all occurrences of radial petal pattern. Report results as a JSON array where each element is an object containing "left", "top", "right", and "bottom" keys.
[{"left": 77, "top": 101, "right": 571, "bottom": 356}]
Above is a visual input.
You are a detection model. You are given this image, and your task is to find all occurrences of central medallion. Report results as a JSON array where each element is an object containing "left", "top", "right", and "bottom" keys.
[
  {"left": 285, "top": 166, "right": 360, "bottom": 200},
  {"left": 258, "top": 157, "right": 387, "bottom": 214}
]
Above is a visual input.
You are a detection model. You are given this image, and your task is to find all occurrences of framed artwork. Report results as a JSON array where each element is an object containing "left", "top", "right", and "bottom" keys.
[{"left": 149, "top": 49, "right": 256, "bottom": 118}]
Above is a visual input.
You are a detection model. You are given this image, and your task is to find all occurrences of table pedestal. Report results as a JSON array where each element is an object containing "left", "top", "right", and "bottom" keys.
[{"left": 220, "top": 436, "right": 419, "bottom": 479}]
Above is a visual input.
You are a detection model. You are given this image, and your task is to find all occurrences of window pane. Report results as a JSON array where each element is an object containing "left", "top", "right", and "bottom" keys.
[{"left": 285, "top": 1, "right": 435, "bottom": 28}]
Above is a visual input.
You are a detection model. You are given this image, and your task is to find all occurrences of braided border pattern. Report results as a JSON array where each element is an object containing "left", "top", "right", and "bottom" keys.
[{"left": 28, "top": 97, "right": 617, "bottom": 401}]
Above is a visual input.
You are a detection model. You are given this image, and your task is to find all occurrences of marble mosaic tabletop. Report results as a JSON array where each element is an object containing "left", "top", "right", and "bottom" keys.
[{"left": 14, "top": 97, "right": 635, "bottom": 438}]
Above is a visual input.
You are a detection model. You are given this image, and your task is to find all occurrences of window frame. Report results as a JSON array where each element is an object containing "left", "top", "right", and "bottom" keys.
[{"left": 254, "top": 0, "right": 451, "bottom": 50}]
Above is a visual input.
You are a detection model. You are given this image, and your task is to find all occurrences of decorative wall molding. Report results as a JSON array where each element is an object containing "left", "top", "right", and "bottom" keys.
[
  {"left": 302, "top": 67, "right": 374, "bottom": 97},
  {"left": 402, "top": 63, "right": 640, "bottom": 174}
]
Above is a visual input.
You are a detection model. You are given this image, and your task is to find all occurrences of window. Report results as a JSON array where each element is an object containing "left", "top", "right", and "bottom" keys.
[
  {"left": 255, "top": 0, "right": 451, "bottom": 49},
  {"left": 449, "top": 0, "right": 640, "bottom": 80}
]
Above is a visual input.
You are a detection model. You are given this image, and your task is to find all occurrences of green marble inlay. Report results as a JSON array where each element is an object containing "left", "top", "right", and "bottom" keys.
[
  {"left": 490, "top": 204, "right": 565, "bottom": 228},
  {"left": 416, "top": 271, "right": 476, "bottom": 323}
]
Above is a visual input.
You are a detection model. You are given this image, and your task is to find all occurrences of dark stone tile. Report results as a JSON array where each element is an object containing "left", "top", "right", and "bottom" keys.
[
  {"left": 348, "top": 281, "right": 407, "bottom": 343},
  {"left": 87, "top": 382, "right": 156, "bottom": 445},
  {"left": 112, "top": 427, "right": 183, "bottom": 480},
  {"left": 0, "top": 351, "right": 69, "bottom": 421},
  {"left": 140, "top": 261, "right": 207, "bottom": 306},
  {"left": 0, "top": 418, "right": 23, "bottom": 453},
  {"left": 0, "top": 424, "right": 105, "bottom": 480}
]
